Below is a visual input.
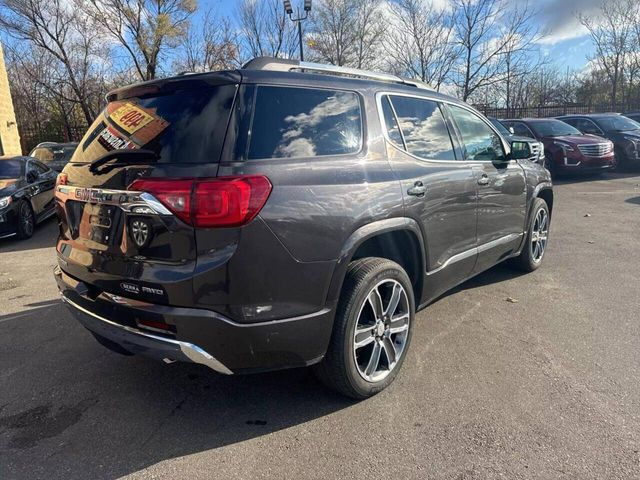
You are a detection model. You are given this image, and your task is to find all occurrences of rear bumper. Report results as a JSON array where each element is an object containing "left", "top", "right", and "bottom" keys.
[
  {"left": 55, "top": 266, "right": 335, "bottom": 374},
  {"left": 62, "top": 295, "right": 234, "bottom": 374}
]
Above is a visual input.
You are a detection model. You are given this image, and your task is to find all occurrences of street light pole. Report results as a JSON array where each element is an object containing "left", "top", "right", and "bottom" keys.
[{"left": 284, "top": 0, "right": 312, "bottom": 62}]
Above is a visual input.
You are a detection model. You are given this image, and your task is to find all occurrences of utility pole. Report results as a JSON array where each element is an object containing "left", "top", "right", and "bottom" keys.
[{"left": 284, "top": 0, "right": 312, "bottom": 61}]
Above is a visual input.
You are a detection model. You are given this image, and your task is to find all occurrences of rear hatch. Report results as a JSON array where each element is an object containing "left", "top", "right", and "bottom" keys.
[{"left": 55, "top": 73, "right": 239, "bottom": 305}]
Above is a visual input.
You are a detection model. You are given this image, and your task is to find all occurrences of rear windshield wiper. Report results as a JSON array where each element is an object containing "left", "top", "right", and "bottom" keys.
[{"left": 88, "top": 149, "right": 159, "bottom": 173}]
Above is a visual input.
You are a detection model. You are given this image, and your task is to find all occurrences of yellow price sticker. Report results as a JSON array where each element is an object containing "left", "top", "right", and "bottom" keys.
[{"left": 110, "top": 103, "right": 155, "bottom": 134}]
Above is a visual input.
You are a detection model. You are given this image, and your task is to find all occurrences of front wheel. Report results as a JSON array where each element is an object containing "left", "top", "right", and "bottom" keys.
[
  {"left": 510, "top": 198, "right": 550, "bottom": 272},
  {"left": 16, "top": 200, "right": 35, "bottom": 239},
  {"left": 314, "top": 258, "right": 415, "bottom": 399}
]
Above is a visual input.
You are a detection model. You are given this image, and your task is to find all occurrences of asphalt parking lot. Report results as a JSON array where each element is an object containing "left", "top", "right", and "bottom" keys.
[{"left": 1, "top": 173, "right": 639, "bottom": 479}]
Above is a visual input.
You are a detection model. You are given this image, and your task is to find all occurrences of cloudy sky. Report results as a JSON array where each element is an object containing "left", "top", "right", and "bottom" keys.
[
  {"left": 212, "top": 0, "right": 600, "bottom": 71},
  {"left": 533, "top": 0, "right": 600, "bottom": 70}
]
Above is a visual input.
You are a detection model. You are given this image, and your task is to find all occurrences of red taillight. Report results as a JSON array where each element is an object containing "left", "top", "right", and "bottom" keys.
[
  {"left": 193, "top": 176, "right": 272, "bottom": 227},
  {"left": 56, "top": 173, "right": 68, "bottom": 187},
  {"left": 129, "top": 179, "right": 193, "bottom": 224},
  {"left": 129, "top": 176, "right": 272, "bottom": 228}
]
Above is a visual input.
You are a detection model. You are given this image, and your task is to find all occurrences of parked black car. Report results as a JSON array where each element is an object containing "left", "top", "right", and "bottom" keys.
[
  {"left": 29, "top": 142, "right": 78, "bottom": 172},
  {"left": 54, "top": 57, "right": 553, "bottom": 398},
  {"left": 557, "top": 114, "right": 640, "bottom": 170},
  {"left": 623, "top": 112, "right": 640, "bottom": 123},
  {"left": 0, "top": 156, "right": 57, "bottom": 240},
  {"left": 488, "top": 117, "right": 546, "bottom": 166}
]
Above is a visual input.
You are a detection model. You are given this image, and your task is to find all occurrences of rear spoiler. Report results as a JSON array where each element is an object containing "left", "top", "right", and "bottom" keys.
[{"left": 106, "top": 71, "right": 242, "bottom": 102}]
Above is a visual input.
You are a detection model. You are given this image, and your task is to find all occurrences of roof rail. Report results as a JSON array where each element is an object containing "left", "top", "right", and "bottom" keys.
[{"left": 241, "top": 57, "right": 432, "bottom": 90}]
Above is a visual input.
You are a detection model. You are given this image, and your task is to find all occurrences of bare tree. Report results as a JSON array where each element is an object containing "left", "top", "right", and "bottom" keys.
[
  {"left": 238, "top": 0, "right": 297, "bottom": 60},
  {"left": 308, "top": 0, "right": 386, "bottom": 68},
  {"left": 0, "top": 0, "right": 106, "bottom": 125},
  {"left": 174, "top": 9, "right": 240, "bottom": 73},
  {"left": 384, "top": 0, "right": 457, "bottom": 90},
  {"left": 89, "top": 0, "right": 197, "bottom": 81},
  {"left": 453, "top": 0, "right": 541, "bottom": 102},
  {"left": 579, "top": 0, "right": 636, "bottom": 108}
]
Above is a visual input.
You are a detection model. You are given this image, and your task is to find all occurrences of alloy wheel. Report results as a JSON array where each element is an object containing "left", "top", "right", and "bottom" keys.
[
  {"left": 530, "top": 207, "right": 549, "bottom": 263},
  {"left": 21, "top": 203, "right": 34, "bottom": 237},
  {"left": 353, "top": 279, "right": 410, "bottom": 383}
]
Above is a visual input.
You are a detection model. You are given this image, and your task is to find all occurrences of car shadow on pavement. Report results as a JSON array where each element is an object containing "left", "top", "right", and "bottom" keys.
[
  {"left": 0, "top": 302, "right": 355, "bottom": 479},
  {"left": 438, "top": 263, "right": 526, "bottom": 301},
  {"left": 625, "top": 196, "right": 640, "bottom": 205},
  {"left": 0, "top": 216, "right": 58, "bottom": 253},
  {"left": 552, "top": 171, "right": 640, "bottom": 185}
]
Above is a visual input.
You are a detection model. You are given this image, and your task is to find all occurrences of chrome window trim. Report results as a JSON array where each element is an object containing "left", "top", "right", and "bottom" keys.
[
  {"left": 375, "top": 91, "right": 512, "bottom": 165},
  {"left": 425, "top": 233, "right": 522, "bottom": 276}
]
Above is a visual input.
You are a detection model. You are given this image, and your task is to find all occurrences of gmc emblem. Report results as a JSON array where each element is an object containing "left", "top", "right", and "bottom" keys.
[{"left": 75, "top": 188, "right": 113, "bottom": 203}]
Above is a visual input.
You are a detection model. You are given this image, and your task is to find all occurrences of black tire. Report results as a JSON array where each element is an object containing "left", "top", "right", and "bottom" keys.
[
  {"left": 510, "top": 198, "right": 550, "bottom": 272},
  {"left": 613, "top": 147, "right": 626, "bottom": 172},
  {"left": 16, "top": 200, "right": 35, "bottom": 239},
  {"left": 313, "top": 257, "right": 415, "bottom": 399},
  {"left": 544, "top": 150, "right": 557, "bottom": 179}
]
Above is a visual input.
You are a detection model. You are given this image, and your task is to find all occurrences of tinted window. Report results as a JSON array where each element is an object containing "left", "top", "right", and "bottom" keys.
[
  {"left": 529, "top": 120, "right": 581, "bottom": 137},
  {"left": 567, "top": 118, "right": 600, "bottom": 134},
  {"left": 30, "top": 145, "right": 77, "bottom": 165},
  {"left": 380, "top": 96, "right": 404, "bottom": 147},
  {"left": 593, "top": 115, "right": 640, "bottom": 132},
  {"left": 489, "top": 118, "right": 512, "bottom": 136},
  {"left": 71, "top": 84, "right": 237, "bottom": 164},
  {"left": 247, "top": 86, "right": 361, "bottom": 159},
  {"left": 388, "top": 96, "right": 455, "bottom": 160},
  {"left": 0, "top": 159, "right": 23, "bottom": 178},
  {"left": 449, "top": 105, "right": 505, "bottom": 161},
  {"left": 510, "top": 123, "right": 535, "bottom": 138},
  {"left": 30, "top": 147, "right": 54, "bottom": 162},
  {"left": 30, "top": 160, "right": 49, "bottom": 174}
]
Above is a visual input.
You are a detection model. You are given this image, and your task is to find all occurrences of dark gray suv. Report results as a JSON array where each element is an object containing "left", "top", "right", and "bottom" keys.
[{"left": 54, "top": 57, "right": 553, "bottom": 398}]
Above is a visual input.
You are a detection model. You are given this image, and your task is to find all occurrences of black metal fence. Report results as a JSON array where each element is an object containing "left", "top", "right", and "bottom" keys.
[
  {"left": 18, "top": 125, "right": 87, "bottom": 155},
  {"left": 475, "top": 103, "right": 640, "bottom": 120}
]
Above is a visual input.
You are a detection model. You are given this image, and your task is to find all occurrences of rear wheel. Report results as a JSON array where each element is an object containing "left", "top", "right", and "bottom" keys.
[
  {"left": 16, "top": 200, "right": 35, "bottom": 239},
  {"left": 314, "top": 258, "right": 414, "bottom": 399},
  {"left": 510, "top": 198, "right": 550, "bottom": 272}
]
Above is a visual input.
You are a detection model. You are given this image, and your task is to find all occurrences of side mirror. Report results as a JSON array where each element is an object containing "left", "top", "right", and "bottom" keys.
[
  {"left": 509, "top": 126, "right": 515, "bottom": 135},
  {"left": 510, "top": 140, "right": 531, "bottom": 160}
]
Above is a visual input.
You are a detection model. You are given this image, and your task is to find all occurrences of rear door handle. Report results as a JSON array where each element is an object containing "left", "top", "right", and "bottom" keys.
[
  {"left": 407, "top": 181, "right": 427, "bottom": 197},
  {"left": 477, "top": 174, "right": 489, "bottom": 186}
]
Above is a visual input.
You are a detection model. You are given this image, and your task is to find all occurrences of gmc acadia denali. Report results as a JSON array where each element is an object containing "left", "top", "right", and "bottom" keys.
[{"left": 54, "top": 58, "right": 553, "bottom": 398}]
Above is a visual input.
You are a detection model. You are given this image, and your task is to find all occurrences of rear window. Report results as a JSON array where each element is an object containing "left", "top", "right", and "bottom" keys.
[
  {"left": 240, "top": 86, "right": 362, "bottom": 160},
  {"left": 71, "top": 84, "right": 237, "bottom": 164},
  {"left": 0, "top": 159, "right": 23, "bottom": 178},
  {"left": 30, "top": 145, "right": 76, "bottom": 165}
]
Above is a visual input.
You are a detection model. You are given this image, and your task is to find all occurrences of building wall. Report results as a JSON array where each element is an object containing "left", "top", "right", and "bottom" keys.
[{"left": 0, "top": 44, "right": 21, "bottom": 155}]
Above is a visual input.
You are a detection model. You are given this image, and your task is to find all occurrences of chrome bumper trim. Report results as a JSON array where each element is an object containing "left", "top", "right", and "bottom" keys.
[{"left": 61, "top": 295, "right": 233, "bottom": 375}]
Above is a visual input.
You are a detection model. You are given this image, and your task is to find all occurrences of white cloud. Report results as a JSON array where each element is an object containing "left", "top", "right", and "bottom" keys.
[{"left": 535, "top": 0, "right": 600, "bottom": 45}]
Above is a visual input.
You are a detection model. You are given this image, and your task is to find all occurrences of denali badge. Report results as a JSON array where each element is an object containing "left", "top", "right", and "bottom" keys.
[
  {"left": 120, "top": 282, "right": 140, "bottom": 294},
  {"left": 130, "top": 219, "right": 150, "bottom": 248}
]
